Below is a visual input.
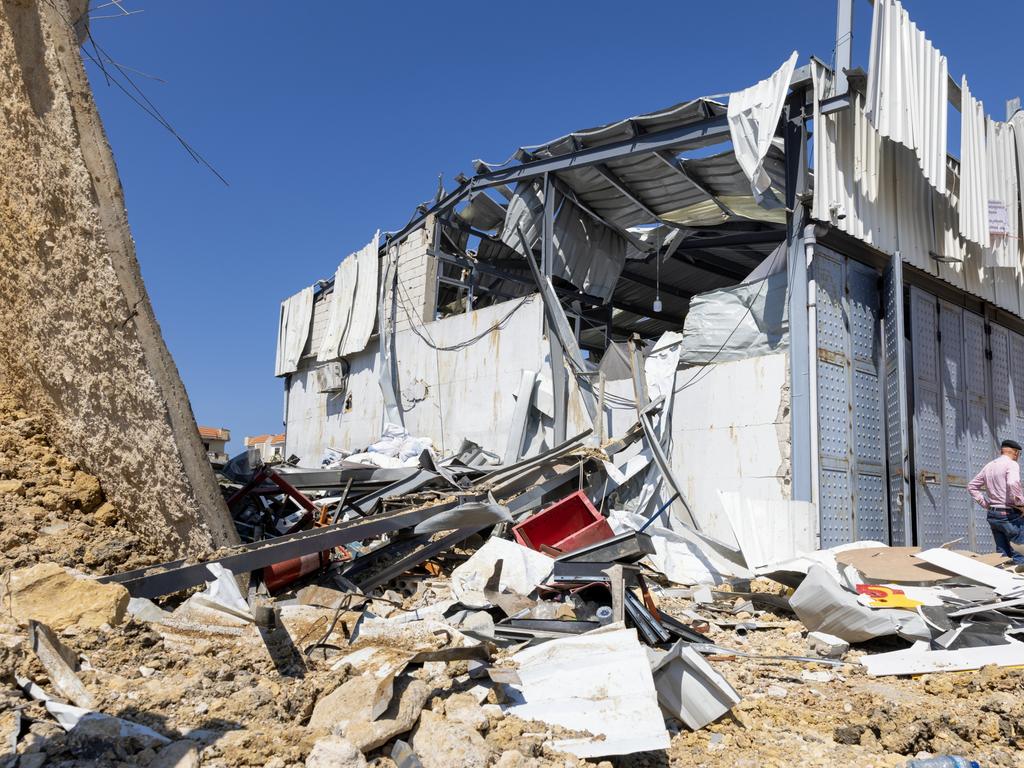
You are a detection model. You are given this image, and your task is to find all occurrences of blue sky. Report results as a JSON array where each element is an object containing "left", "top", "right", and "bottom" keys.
[{"left": 83, "top": 1, "right": 1024, "bottom": 453}]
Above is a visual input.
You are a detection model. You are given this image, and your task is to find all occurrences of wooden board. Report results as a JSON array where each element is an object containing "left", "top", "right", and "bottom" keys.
[{"left": 835, "top": 546, "right": 1007, "bottom": 584}]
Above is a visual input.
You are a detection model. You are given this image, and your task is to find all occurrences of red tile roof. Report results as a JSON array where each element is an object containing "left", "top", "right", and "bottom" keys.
[
  {"left": 198, "top": 426, "right": 230, "bottom": 440},
  {"left": 245, "top": 433, "right": 285, "bottom": 447}
]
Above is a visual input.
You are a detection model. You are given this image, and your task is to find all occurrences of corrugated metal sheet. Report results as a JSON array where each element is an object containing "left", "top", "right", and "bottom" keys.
[
  {"left": 959, "top": 77, "right": 989, "bottom": 248},
  {"left": 865, "top": 0, "right": 947, "bottom": 194},
  {"left": 812, "top": 62, "right": 1024, "bottom": 318},
  {"left": 983, "top": 119, "right": 1020, "bottom": 270}
]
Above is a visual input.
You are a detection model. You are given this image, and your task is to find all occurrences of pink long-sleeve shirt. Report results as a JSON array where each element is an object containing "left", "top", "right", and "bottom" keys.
[{"left": 968, "top": 454, "right": 1024, "bottom": 510}]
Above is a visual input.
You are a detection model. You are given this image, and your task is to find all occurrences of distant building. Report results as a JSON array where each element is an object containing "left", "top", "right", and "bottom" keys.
[
  {"left": 198, "top": 425, "right": 231, "bottom": 466},
  {"left": 245, "top": 433, "right": 285, "bottom": 464}
]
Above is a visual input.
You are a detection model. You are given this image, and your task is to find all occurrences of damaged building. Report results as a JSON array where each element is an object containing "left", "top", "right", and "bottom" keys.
[{"left": 275, "top": 13, "right": 1024, "bottom": 558}]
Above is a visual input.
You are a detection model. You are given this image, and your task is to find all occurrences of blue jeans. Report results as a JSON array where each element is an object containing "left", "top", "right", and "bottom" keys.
[{"left": 987, "top": 510, "right": 1024, "bottom": 565}]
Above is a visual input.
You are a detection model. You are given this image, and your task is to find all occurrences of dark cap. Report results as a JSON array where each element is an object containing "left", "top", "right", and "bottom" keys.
[{"left": 1002, "top": 439, "right": 1022, "bottom": 451}]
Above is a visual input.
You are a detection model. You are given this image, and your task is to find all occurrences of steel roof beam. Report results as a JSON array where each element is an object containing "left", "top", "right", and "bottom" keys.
[
  {"left": 674, "top": 229, "right": 786, "bottom": 251},
  {"left": 652, "top": 150, "right": 735, "bottom": 221},
  {"left": 470, "top": 114, "right": 730, "bottom": 190},
  {"left": 591, "top": 163, "right": 662, "bottom": 223}
]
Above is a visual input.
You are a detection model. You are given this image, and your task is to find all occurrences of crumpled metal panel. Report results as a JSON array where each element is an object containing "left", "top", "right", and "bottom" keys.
[{"left": 865, "top": 0, "right": 948, "bottom": 194}]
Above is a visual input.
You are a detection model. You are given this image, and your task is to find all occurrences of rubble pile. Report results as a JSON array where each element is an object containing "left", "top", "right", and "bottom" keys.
[
  {"left": 0, "top": 388, "right": 168, "bottom": 575},
  {"left": 2, "top": 388, "right": 1024, "bottom": 766}
]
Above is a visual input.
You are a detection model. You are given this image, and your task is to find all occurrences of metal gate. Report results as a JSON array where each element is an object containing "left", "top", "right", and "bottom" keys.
[
  {"left": 909, "top": 288, "right": 999, "bottom": 551},
  {"left": 814, "top": 249, "right": 887, "bottom": 547}
]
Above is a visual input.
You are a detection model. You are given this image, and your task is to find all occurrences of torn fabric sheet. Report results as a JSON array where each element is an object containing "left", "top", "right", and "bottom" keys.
[
  {"left": 340, "top": 231, "right": 380, "bottom": 356},
  {"left": 503, "top": 627, "right": 670, "bottom": 758},
  {"left": 958, "top": 76, "right": 990, "bottom": 248},
  {"left": 678, "top": 269, "right": 788, "bottom": 364},
  {"left": 727, "top": 51, "right": 798, "bottom": 207},
  {"left": 316, "top": 254, "right": 358, "bottom": 361},
  {"left": 274, "top": 286, "right": 313, "bottom": 376},
  {"left": 499, "top": 183, "right": 626, "bottom": 301},
  {"left": 864, "top": 0, "right": 947, "bottom": 194},
  {"left": 983, "top": 120, "right": 1019, "bottom": 269},
  {"left": 790, "top": 564, "right": 929, "bottom": 643}
]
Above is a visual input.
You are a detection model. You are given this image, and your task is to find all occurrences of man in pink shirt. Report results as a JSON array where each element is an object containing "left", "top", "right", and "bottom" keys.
[{"left": 967, "top": 438, "right": 1024, "bottom": 565}]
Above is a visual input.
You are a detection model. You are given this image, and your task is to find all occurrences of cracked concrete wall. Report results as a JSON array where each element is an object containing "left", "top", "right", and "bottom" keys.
[{"left": 0, "top": 0, "right": 238, "bottom": 557}]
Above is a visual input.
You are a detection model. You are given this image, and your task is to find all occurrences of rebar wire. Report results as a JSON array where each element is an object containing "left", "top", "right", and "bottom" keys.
[{"left": 40, "top": 0, "right": 228, "bottom": 185}]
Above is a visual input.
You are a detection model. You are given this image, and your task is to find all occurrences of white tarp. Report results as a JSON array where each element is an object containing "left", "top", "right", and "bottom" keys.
[
  {"left": 340, "top": 231, "right": 380, "bottom": 357},
  {"left": 864, "top": 0, "right": 947, "bottom": 194},
  {"left": 678, "top": 268, "right": 788, "bottom": 364},
  {"left": 727, "top": 51, "right": 798, "bottom": 207},
  {"left": 274, "top": 286, "right": 314, "bottom": 377},
  {"left": 504, "top": 626, "right": 670, "bottom": 758},
  {"left": 316, "top": 255, "right": 358, "bottom": 361},
  {"left": 983, "top": 119, "right": 1020, "bottom": 268},
  {"left": 959, "top": 76, "right": 990, "bottom": 248}
]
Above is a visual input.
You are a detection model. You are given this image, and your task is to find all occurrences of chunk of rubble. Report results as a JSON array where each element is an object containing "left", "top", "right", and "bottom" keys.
[
  {"left": 341, "top": 678, "right": 430, "bottom": 752},
  {"left": 4, "top": 562, "right": 128, "bottom": 630},
  {"left": 411, "top": 710, "right": 491, "bottom": 768},
  {"left": 806, "top": 630, "right": 849, "bottom": 659},
  {"left": 308, "top": 673, "right": 397, "bottom": 732},
  {"left": 305, "top": 736, "right": 367, "bottom": 768}
]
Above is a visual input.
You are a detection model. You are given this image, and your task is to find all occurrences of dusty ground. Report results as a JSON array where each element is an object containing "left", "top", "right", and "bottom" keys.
[{"left": 1, "top": 391, "right": 1022, "bottom": 767}]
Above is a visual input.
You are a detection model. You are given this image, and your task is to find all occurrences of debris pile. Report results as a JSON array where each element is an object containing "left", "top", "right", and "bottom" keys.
[{"left": 3, "top": 384, "right": 1024, "bottom": 767}]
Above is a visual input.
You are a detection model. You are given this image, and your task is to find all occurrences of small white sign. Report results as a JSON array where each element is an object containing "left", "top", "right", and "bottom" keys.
[{"left": 989, "top": 200, "right": 1010, "bottom": 236}]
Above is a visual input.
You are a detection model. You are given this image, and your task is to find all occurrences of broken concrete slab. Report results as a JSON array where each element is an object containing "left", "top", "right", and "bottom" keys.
[
  {"left": 4, "top": 563, "right": 128, "bottom": 630},
  {"left": 340, "top": 678, "right": 430, "bottom": 753},
  {"left": 305, "top": 736, "right": 367, "bottom": 768},
  {"left": 28, "top": 621, "right": 93, "bottom": 708},
  {"left": 806, "top": 630, "right": 850, "bottom": 659},
  {"left": 442, "top": 691, "right": 489, "bottom": 732},
  {"left": 308, "top": 673, "right": 397, "bottom": 732},
  {"left": 411, "top": 710, "right": 491, "bottom": 768},
  {"left": 149, "top": 740, "right": 200, "bottom": 768}
]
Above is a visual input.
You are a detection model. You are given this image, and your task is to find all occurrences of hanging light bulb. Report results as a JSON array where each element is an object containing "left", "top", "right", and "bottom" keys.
[{"left": 653, "top": 227, "right": 663, "bottom": 313}]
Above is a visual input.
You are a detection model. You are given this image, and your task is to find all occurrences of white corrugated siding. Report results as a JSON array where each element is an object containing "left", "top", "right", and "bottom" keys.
[
  {"left": 983, "top": 119, "right": 1020, "bottom": 270},
  {"left": 812, "top": 62, "right": 1023, "bottom": 317},
  {"left": 865, "top": 0, "right": 947, "bottom": 194},
  {"left": 959, "top": 77, "right": 990, "bottom": 248}
]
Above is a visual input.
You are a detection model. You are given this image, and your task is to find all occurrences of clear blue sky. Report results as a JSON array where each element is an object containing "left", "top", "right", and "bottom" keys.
[{"left": 83, "top": 1, "right": 1024, "bottom": 453}]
